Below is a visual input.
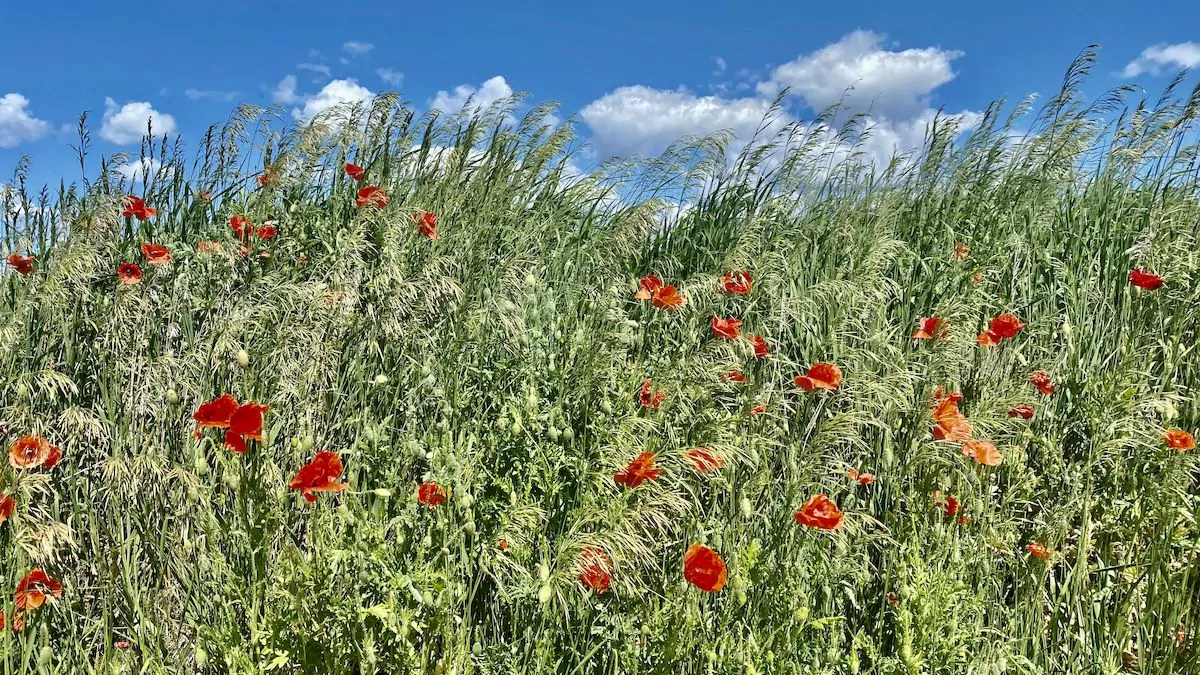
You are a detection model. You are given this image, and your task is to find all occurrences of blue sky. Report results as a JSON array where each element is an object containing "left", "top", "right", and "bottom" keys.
[{"left": 2, "top": 0, "right": 1199, "bottom": 189}]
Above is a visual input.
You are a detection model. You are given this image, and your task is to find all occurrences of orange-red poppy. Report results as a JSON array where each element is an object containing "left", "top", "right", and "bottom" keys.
[
  {"left": 1008, "top": 404, "right": 1035, "bottom": 419},
  {"left": 913, "top": 317, "right": 947, "bottom": 340},
  {"left": 953, "top": 242, "right": 969, "bottom": 261},
  {"left": 976, "top": 330, "right": 1001, "bottom": 347},
  {"left": 257, "top": 170, "right": 275, "bottom": 187},
  {"left": 357, "top": 185, "right": 389, "bottom": 208},
  {"left": 682, "top": 544, "right": 727, "bottom": 592},
  {"left": 962, "top": 438, "right": 1003, "bottom": 466},
  {"left": 711, "top": 316, "right": 742, "bottom": 340},
  {"left": 635, "top": 274, "right": 663, "bottom": 301},
  {"left": 345, "top": 163, "right": 364, "bottom": 180},
  {"left": 43, "top": 445, "right": 61, "bottom": 469},
  {"left": 651, "top": 284, "right": 685, "bottom": 309},
  {"left": 197, "top": 241, "right": 221, "bottom": 254},
  {"left": 498, "top": 538, "right": 509, "bottom": 551},
  {"left": 1028, "top": 370, "right": 1055, "bottom": 396},
  {"left": 749, "top": 335, "right": 770, "bottom": 359},
  {"left": 794, "top": 362, "right": 842, "bottom": 391},
  {"left": 224, "top": 402, "right": 269, "bottom": 453},
  {"left": 288, "top": 451, "right": 347, "bottom": 502},
  {"left": 116, "top": 641, "right": 131, "bottom": 650},
  {"left": 0, "top": 611, "right": 25, "bottom": 633},
  {"left": 614, "top": 451, "right": 662, "bottom": 488},
  {"left": 418, "top": 481, "right": 447, "bottom": 507},
  {"left": 1026, "top": 541, "right": 1051, "bottom": 561},
  {"left": 847, "top": 470, "right": 874, "bottom": 486},
  {"left": 6, "top": 254, "right": 35, "bottom": 275},
  {"left": 1128, "top": 268, "right": 1163, "bottom": 291},
  {"left": 971, "top": 271, "right": 984, "bottom": 285},
  {"left": 8, "top": 435, "right": 56, "bottom": 470},
  {"left": 933, "top": 492, "right": 960, "bottom": 517},
  {"left": 0, "top": 494, "right": 14, "bottom": 525},
  {"left": 199, "top": 193, "right": 212, "bottom": 201},
  {"left": 931, "top": 390, "right": 972, "bottom": 442},
  {"left": 723, "top": 369, "right": 747, "bottom": 383},
  {"left": 1164, "top": 429, "right": 1196, "bottom": 451},
  {"left": 193, "top": 393, "right": 239, "bottom": 433},
  {"left": 989, "top": 313, "right": 1025, "bottom": 339},
  {"left": 415, "top": 211, "right": 439, "bottom": 239},
  {"left": 685, "top": 447, "right": 725, "bottom": 473},
  {"left": 638, "top": 379, "right": 665, "bottom": 410},
  {"left": 886, "top": 592, "right": 899, "bottom": 606},
  {"left": 141, "top": 243, "right": 171, "bottom": 265},
  {"left": 721, "top": 270, "right": 753, "bottom": 295},
  {"left": 229, "top": 216, "right": 251, "bottom": 238},
  {"left": 256, "top": 225, "right": 277, "bottom": 240},
  {"left": 794, "top": 493, "right": 844, "bottom": 530},
  {"left": 14, "top": 568, "right": 62, "bottom": 610},
  {"left": 121, "top": 196, "right": 156, "bottom": 221},
  {"left": 117, "top": 262, "right": 142, "bottom": 285},
  {"left": 578, "top": 546, "right": 612, "bottom": 593},
  {"left": 750, "top": 403, "right": 767, "bottom": 416}
]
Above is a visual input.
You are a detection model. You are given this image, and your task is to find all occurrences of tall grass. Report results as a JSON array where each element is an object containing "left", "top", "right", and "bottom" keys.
[{"left": 2, "top": 48, "right": 1199, "bottom": 674}]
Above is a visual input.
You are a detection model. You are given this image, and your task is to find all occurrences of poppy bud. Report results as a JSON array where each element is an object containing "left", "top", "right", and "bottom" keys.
[
  {"left": 524, "top": 273, "right": 538, "bottom": 287},
  {"left": 373, "top": 488, "right": 393, "bottom": 499},
  {"left": 166, "top": 388, "right": 179, "bottom": 405},
  {"left": 459, "top": 493, "right": 474, "bottom": 508},
  {"left": 740, "top": 497, "right": 754, "bottom": 518},
  {"left": 548, "top": 427, "right": 561, "bottom": 441},
  {"left": 301, "top": 435, "right": 314, "bottom": 452},
  {"left": 464, "top": 520, "right": 476, "bottom": 536},
  {"left": 561, "top": 427, "right": 574, "bottom": 441},
  {"left": 373, "top": 374, "right": 389, "bottom": 385},
  {"left": 423, "top": 590, "right": 434, "bottom": 606},
  {"left": 16, "top": 383, "right": 28, "bottom": 398},
  {"left": 538, "top": 563, "right": 550, "bottom": 582},
  {"left": 289, "top": 203, "right": 298, "bottom": 213},
  {"left": 236, "top": 349, "right": 250, "bottom": 368},
  {"left": 195, "top": 645, "right": 209, "bottom": 667},
  {"left": 222, "top": 472, "right": 239, "bottom": 490},
  {"left": 538, "top": 585, "right": 553, "bottom": 604},
  {"left": 38, "top": 646, "right": 53, "bottom": 667},
  {"left": 194, "top": 454, "right": 209, "bottom": 475},
  {"left": 600, "top": 400, "right": 614, "bottom": 414}
]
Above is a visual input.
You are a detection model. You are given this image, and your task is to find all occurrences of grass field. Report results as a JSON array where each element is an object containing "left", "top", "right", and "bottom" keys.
[{"left": 2, "top": 49, "right": 1199, "bottom": 674}]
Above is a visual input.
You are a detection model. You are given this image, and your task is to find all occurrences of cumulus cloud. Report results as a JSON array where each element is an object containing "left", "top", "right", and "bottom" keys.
[
  {"left": 1122, "top": 42, "right": 1200, "bottom": 77},
  {"left": 377, "top": 68, "right": 404, "bottom": 87},
  {"left": 0, "top": 93, "right": 51, "bottom": 148},
  {"left": 430, "top": 76, "right": 513, "bottom": 114},
  {"left": 185, "top": 88, "right": 239, "bottom": 101},
  {"left": 99, "top": 98, "right": 177, "bottom": 144},
  {"left": 343, "top": 41, "right": 374, "bottom": 55},
  {"left": 115, "top": 157, "right": 173, "bottom": 183},
  {"left": 758, "top": 30, "right": 963, "bottom": 120},
  {"left": 292, "top": 78, "right": 374, "bottom": 121},
  {"left": 272, "top": 75, "right": 301, "bottom": 105}
]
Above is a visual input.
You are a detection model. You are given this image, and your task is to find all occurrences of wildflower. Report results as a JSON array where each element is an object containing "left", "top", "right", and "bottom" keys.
[
  {"left": 634, "top": 274, "right": 662, "bottom": 301},
  {"left": 913, "top": 317, "right": 947, "bottom": 340},
  {"left": 14, "top": 569, "right": 62, "bottom": 610},
  {"left": 257, "top": 170, "right": 275, "bottom": 187},
  {"left": 1164, "top": 429, "right": 1196, "bottom": 451},
  {"left": 415, "top": 211, "right": 439, "bottom": 239},
  {"left": 711, "top": 316, "right": 742, "bottom": 340},
  {"left": 1008, "top": 404, "right": 1035, "bottom": 419},
  {"left": 976, "top": 330, "right": 1001, "bottom": 347},
  {"left": 498, "top": 538, "right": 509, "bottom": 551},
  {"left": 224, "top": 402, "right": 269, "bottom": 453},
  {"left": 749, "top": 335, "right": 770, "bottom": 359},
  {"left": 971, "top": 271, "right": 984, "bottom": 285},
  {"left": 794, "top": 493, "right": 844, "bottom": 530},
  {"left": 685, "top": 447, "right": 725, "bottom": 473},
  {"left": 886, "top": 592, "right": 899, "bottom": 606},
  {"left": 417, "top": 482, "right": 447, "bottom": 507},
  {"left": 1026, "top": 541, "right": 1051, "bottom": 561},
  {"left": 6, "top": 254, "right": 34, "bottom": 275},
  {"left": 288, "top": 451, "right": 347, "bottom": 502},
  {"left": 9, "top": 436, "right": 58, "bottom": 470},
  {"left": 0, "top": 494, "right": 14, "bottom": 525},
  {"left": 1028, "top": 370, "right": 1055, "bottom": 396},
  {"left": 0, "top": 611, "right": 24, "bottom": 632},
  {"left": 953, "top": 242, "right": 969, "bottom": 261},
  {"left": 847, "top": 470, "right": 874, "bottom": 486},
  {"left": 116, "top": 641, "right": 131, "bottom": 650},
  {"left": 121, "top": 196, "right": 156, "bottom": 221},
  {"left": 199, "top": 193, "right": 212, "bottom": 201},
  {"left": 614, "top": 452, "right": 662, "bottom": 488},
  {"left": 256, "top": 225, "right": 277, "bottom": 240},
  {"left": 750, "top": 403, "right": 767, "bottom": 416},
  {"left": 141, "top": 243, "right": 171, "bottom": 265},
  {"left": 638, "top": 379, "right": 665, "bottom": 410},
  {"left": 962, "top": 438, "right": 1003, "bottom": 466},
  {"left": 936, "top": 493, "right": 960, "bottom": 517},
  {"left": 683, "top": 544, "right": 727, "bottom": 593},
  {"left": 634, "top": 274, "right": 686, "bottom": 309},
  {"left": 117, "top": 262, "right": 142, "bottom": 285},
  {"left": 723, "top": 369, "right": 747, "bottom": 383},
  {"left": 345, "top": 163, "right": 365, "bottom": 180},
  {"left": 197, "top": 241, "right": 221, "bottom": 254},
  {"left": 794, "top": 362, "right": 842, "bottom": 392},
  {"left": 356, "top": 185, "right": 389, "bottom": 208},
  {"left": 989, "top": 313, "right": 1025, "bottom": 339},
  {"left": 229, "top": 216, "right": 251, "bottom": 238},
  {"left": 721, "top": 270, "right": 753, "bottom": 295},
  {"left": 931, "top": 391, "right": 972, "bottom": 442},
  {"left": 193, "top": 394, "right": 239, "bottom": 434},
  {"left": 578, "top": 546, "right": 611, "bottom": 593},
  {"left": 1128, "top": 268, "right": 1163, "bottom": 291}
]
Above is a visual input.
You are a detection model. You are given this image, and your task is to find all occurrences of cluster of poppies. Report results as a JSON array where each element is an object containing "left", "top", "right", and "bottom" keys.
[{"left": 3, "top": 436, "right": 66, "bottom": 629}]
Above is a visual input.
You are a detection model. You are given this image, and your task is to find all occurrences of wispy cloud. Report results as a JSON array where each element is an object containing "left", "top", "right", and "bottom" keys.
[
  {"left": 377, "top": 68, "right": 404, "bottom": 87},
  {"left": 343, "top": 41, "right": 375, "bottom": 55},
  {"left": 184, "top": 88, "right": 240, "bottom": 102},
  {"left": 298, "top": 62, "right": 332, "bottom": 77}
]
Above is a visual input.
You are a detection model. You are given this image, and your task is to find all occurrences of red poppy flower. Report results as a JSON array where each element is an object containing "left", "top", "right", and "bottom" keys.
[
  {"left": 931, "top": 391, "right": 972, "bottom": 442},
  {"left": 14, "top": 569, "right": 62, "bottom": 610},
  {"left": 638, "top": 379, "right": 666, "bottom": 410},
  {"left": 682, "top": 544, "right": 727, "bottom": 592},
  {"left": 847, "top": 470, "right": 875, "bottom": 486},
  {"left": 116, "top": 641, "right": 131, "bottom": 650},
  {"left": 1008, "top": 404, "right": 1035, "bottom": 419},
  {"left": 224, "top": 402, "right": 269, "bottom": 453},
  {"left": 197, "top": 241, "right": 221, "bottom": 254},
  {"left": 141, "top": 243, "right": 171, "bottom": 265},
  {"left": 357, "top": 185, "right": 389, "bottom": 208},
  {"left": 257, "top": 170, "right": 275, "bottom": 187},
  {"left": 121, "top": 196, "right": 156, "bottom": 221},
  {"left": 953, "top": 242, "right": 969, "bottom": 261},
  {"left": 0, "top": 494, "right": 14, "bottom": 525},
  {"left": 614, "top": 451, "right": 662, "bottom": 488},
  {"left": 288, "top": 451, "right": 347, "bottom": 502},
  {"left": 117, "top": 262, "right": 142, "bottom": 285},
  {"left": 417, "top": 481, "right": 447, "bottom": 507},
  {"left": 193, "top": 393, "right": 239, "bottom": 433},
  {"left": 723, "top": 369, "right": 747, "bottom": 383},
  {"left": 1028, "top": 370, "right": 1055, "bottom": 396},
  {"left": 634, "top": 274, "right": 663, "bottom": 301},
  {"left": 1026, "top": 541, "right": 1051, "bottom": 561},
  {"left": 886, "top": 592, "right": 899, "bottom": 606},
  {"left": 578, "top": 546, "right": 612, "bottom": 593},
  {"left": 685, "top": 447, "right": 725, "bottom": 473},
  {"left": 721, "top": 270, "right": 753, "bottom": 295},
  {"left": 498, "top": 538, "right": 509, "bottom": 551},
  {"left": 199, "top": 193, "right": 212, "bottom": 201},
  {"left": 256, "top": 225, "right": 277, "bottom": 240},
  {"left": 794, "top": 362, "right": 842, "bottom": 391},
  {"left": 711, "top": 316, "right": 742, "bottom": 340},
  {"left": 971, "top": 271, "right": 984, "bottom": 285},
  {"left": 749, "top": 335, "right": 770, "bottom": 358},
  {"left": 976, "top": 330, "right": 1001, "bottom": 347},
  {"left": 913, "top": 317, "right": 947, "bottom": 341},
  {"left": 229, "top": 216, "right": 251, "bottom": 238},
  {"left": 989, "top": 313, "right": 1025, "bottom": 339},
  {"left": 43, "top": 445, "right": 61, "bottom": 469},
  {"left": 345, "top": 163, "right": 365, "bottom": 180},
  {"left": 962, "top": 438, "right": 1003, "bottom": 466},
  {"left": 6, "top": 254, "right": 35, "bottom": 275},
  {"left": 934, "top": 493, "right": 960, "bottom": 517},
  {"left": 1128, "top": 268, "right": 1163, "bottom": 291},
  {"left": 0, "top": 611, "right": 25, "bottom": 632},
  {"left": 9, "top": 435, "right": 53, "bottom": 470},
  {"left": 415, "top": 211, "right": 439, "bottom": 239},
  {"left": 750, "top": 403, "right": 767, "bottom": 416},
  {"left": 1164, "top": 429, "right": 1196, "bottom": 451},
  {"left": 794, "top": 493, "right": 844, "bottom": 530}
]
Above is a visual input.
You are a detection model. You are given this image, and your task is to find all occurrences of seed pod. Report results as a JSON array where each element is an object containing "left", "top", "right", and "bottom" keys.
[
  {"left": 538, "top": 563, "right": 550, "bottom": 582},
  {"left": 235, "top": 349, "right": 250, "bottom": 368},
  {"left": 740, "top": 497, "right": 754, "bottom": 518},
  {"left": 373, "top": 374, "right": 389, "bottom": 385},
  {"left": 166, "top": 388, "right": 180, "bottom": 405},
  {"left": 538, "top": 585, "right": 553, "bottom": 604},
  {"left": 561, "top": 427, "right": 574, "bottom": 441},
  {"left": 373, "top": 488, "right": 393, "bottom": 499},
  {"left": 194, "top": 645, "right": 209, "bottom": 668}
]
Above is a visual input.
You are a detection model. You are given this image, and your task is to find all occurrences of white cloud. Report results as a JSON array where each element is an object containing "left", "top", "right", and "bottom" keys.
[
  {"left": 343, "top": 41, "right": 374, "bottom": 55},
  {"left": 1122, "top": 42, "right": 1200, "bottom": 77},
  {"left": 580, "top": 85, "right": 785, "bottom": 157},
  {"left": 430, "top": 76, "right": 513, "bottom": 114},
  {"left": 377, "top": 68, "right": 404, "bottom": 87},
  {"left": 272, "top": 75, "right": 301, "bottom": 105},
  {"left": 298, "top": 63, "right": 332, "bottom": 77},
  {"left": 292, "top": 78, "right": 374, "bottom": 121},
  {"left": 714, "top": 57, "right": 727, "bottom": 75},
  {"left": 758, "top": 30, "right": 963, "bottom": 120},
  {"left": 0, "top": 93, "right": 51, "bottom": 148},
  {"left": 185, "top": 88, "right": 239, "bottom": 101},
  {"left": 115, "top": 157, "right": 174, "bottom": 183},
  {"left": 99, "top": 98, "right": 177, "bottom": 144}
]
